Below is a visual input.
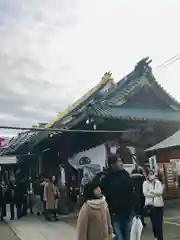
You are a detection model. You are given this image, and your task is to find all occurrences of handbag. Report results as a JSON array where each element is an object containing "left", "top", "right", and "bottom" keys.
[
  {"left": 55, "top": 193, "right": 60, "bottom": 199},
  {"left": 54, "top": 190, "right": 60, "bottom": 199},
  {"left": 144, "top": 204, "right": 153, "bottom": 216},
  {"left": 105, "top": 233, "right": 116, "bottom": 240},
  {"left": 144, "top": 181, "right": 156, "bottom": 216},
  {"left": 130, "top": 216, "right": 143, "bottom": 240}
]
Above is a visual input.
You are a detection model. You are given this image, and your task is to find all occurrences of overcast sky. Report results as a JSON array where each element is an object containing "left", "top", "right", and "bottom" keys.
[{"left": 0, "top": 0, "right": 180, "bottom": 137}]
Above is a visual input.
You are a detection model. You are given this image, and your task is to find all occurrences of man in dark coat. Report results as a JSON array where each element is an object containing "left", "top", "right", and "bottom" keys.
[
  {"left": 0, "top": 179, "right": 7, "bottom": 220},
  {"left": 7, "top": 178, "right": 16, "bottom": 220},
  {"left": 15, "top": 177, "right": 27, "bottom": 218},
  {"left": 27, "top": 177, "right": 34, "bottom": 214},
  {"left": 131, "top": 165, "right": 146, "bottom": 226},
  {"left": 100, "top": 154, "right": 133, "bottom": 240}
]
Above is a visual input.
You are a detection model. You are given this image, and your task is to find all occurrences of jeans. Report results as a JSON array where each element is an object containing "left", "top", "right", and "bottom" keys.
[
  {"left": 112, "top": 214, "right": 131, "bottom": 240},
  {"left": 16, "top": 202, "right": 23, "bottom": 218},
  {"left": 10, "top": 202, "right": 15, "bottom": 219},
  {"left": 22, "top": 196, "right": 28, "bottom": 215},
  {"left": 149, "top": 207, "right": 164, "bottom": 240}
]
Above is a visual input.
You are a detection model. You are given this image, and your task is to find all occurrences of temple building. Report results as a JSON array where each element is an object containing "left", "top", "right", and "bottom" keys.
[{"left": 2, "top": 57, "right": 180, "bottom": 199}]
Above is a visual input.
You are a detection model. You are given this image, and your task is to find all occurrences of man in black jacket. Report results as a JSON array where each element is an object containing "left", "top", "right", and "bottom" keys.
[
  {"left": 0, "top": 179, "right": 7, "bottom": 220},
  {"left": 15, "top": 177, "right": 27, "bottom": 218},
  {"left": 100, "top": 154, "right": 133, "bottom": 240},
  {"left": 131, "top": 165, "right": 146, "bottom": 226},
  {"left": 7, "top": 178, "right": 16, "bottom": 220},
  {"left": 27, "top": 177, "right": 34, "bottom": 214}
]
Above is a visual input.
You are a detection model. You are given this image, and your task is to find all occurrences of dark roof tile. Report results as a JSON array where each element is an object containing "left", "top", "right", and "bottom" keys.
[{"left": 90, "top": 104, "right": 180, "bottom": 122}]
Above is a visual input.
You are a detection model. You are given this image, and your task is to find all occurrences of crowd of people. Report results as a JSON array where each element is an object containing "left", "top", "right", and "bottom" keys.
[
  {"left": 77, "top": 153, "right": 164, "bottom": 240},
  {"left": 0, "top": 173, "right": 61, "bottom": 221},
  {"left": 0, "top": 152, "right": 164, "bottom": 240}
]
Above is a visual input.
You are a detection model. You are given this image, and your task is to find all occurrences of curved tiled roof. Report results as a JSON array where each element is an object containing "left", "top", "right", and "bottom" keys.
[
  {"left": 104, "top": 57, "right": 180, "bottom": 110},
  {"left": 3, "top": 57, "right": 180, "bottom": 155},
  {"left": 0, "top": 131, "right": 40, "bottom": 155},
  {"left": 88, "top": 103, "right": 180, "bottom": 122},
  {"left": 1, "top": 74, "right": 114, "bottom": 155},
  {"left": 146, "top": 130, "right": 180, "bottom": 151}
]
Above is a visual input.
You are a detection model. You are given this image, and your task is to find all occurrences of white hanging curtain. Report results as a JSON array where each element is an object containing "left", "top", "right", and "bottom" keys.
[{"left": 68, "top": 144, "right": 107, "bottom": 170}]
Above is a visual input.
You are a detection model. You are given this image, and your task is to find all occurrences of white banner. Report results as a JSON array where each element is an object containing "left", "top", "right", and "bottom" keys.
[{"left": 68, "top": 144, "right": 107, "bottom": 170}]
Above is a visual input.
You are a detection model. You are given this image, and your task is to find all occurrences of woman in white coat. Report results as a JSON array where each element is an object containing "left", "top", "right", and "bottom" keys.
[{"left": 143, "top": 170, "right": 164, "bottom": 240}]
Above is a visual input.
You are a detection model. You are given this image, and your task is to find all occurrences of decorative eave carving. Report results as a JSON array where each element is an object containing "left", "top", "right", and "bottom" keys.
[{"left": 101, "top": 71, "right": 114, "bottom": 84}]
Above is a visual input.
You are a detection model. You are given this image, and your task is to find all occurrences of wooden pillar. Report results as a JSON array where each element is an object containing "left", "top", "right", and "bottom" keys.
[{"left": 38, "top": 154, "right": 43, "bottom": 175}]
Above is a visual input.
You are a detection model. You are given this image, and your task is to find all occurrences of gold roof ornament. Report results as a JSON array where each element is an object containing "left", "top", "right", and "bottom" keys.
[
  {"left": 32, "top": 123, "right": 47, "bottom": 128},
  {"left": 46, "top": 72, "right": 114, "bottom": 128},
  {"left": 101, "top": 71, "right": 113, "bottom": 83}
]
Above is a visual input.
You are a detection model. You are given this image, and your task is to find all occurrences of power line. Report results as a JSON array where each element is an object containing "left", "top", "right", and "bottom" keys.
[
  {"left": 156, "top": 53, "right": 180, "bottom": 69},
  {"left": 155, "top": 53, "right": 180, "bottom": 71},
  {"left": 160, "top": 55, "right": 180, "bottom": 69},
  {"left": 0, "top": 125, "right": 133, "bottom": 133}
]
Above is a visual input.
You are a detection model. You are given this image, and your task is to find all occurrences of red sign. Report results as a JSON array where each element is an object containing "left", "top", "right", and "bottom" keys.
[{"left": 0, "top": 137, "right": 10, "bottom": 148}]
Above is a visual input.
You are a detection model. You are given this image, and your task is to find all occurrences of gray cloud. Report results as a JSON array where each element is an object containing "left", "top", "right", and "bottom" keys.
[{"left": 0, "top": 0, "right": 79, "bottom": 136}]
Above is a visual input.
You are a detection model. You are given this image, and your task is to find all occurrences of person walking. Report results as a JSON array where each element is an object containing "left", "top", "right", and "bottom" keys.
[
  {"left": 52, "top": 176, "right": 60, "bottom": 217},
  {"left": 33, "top": 176, "right": 44, "bottom": 216},
  {"left": 22, "top": 178, "right": 28, "bottom": 216},
  {"left": 15, "top": 177, "right": 27, "bottom": 218},
  {"left": 27, "top": 177, "right": 34, "bottom": 214},
  {"left": 77, "top": 181, "right": 114, "bottom": 240},
  {"left": 143, "top": 170, "right": 164, "bottom": 240},
  {"left": 40, "top": 178, "right": 46, "bottom": 215},
  {"left": 7, "top": 178, "right": 16, "bottom": 220},
  {"left": 100, "top": 154, "right": 133, "bottom": 240},
  {"left": 44, "top": 176, "right": 59, "bottom": 221},
  {"left": 131, "top": 165, "right": 146, "bottom": 226},
  {"left": 0, "top": 178, "right": 7, "bottom": 220}
]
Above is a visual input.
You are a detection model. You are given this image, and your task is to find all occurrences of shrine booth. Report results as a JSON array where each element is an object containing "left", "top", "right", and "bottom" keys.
[{"left": 146, "top": 130, "right": 180, "bottom": 199}]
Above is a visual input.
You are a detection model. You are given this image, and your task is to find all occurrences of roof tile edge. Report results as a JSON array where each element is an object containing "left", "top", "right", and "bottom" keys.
[{"left": 45, "top": 72, "right": 114, "bottom": 128}]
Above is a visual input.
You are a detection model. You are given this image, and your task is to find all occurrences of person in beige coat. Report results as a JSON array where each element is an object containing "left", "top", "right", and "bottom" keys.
[
  {"left": 77, "top": 181, "right": 115, "bottom": 240},
  {"left": 44, "top": 176, "right": 59, "bottom": 221}
]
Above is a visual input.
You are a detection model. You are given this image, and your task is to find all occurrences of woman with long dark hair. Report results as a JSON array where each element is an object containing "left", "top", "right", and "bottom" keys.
[{"left": 131, "top": 165, "right": 146, "bottom": 226}]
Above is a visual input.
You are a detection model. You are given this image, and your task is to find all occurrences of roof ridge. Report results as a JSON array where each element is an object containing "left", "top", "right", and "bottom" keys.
[
  {"left": 92, "top": 102, "right": 180, "bottom": 113},
  {"left": 104, "top": 57, "right": 152, "bottom": 104},
  {"left": 46, "top": 72, "right": 114, "bottom": 128},
  {"left": 89, "top": 104, "right": 180, "bottom": 122},
  {"left": 105, "top": 58, "right": 180, "bottom": 110}
]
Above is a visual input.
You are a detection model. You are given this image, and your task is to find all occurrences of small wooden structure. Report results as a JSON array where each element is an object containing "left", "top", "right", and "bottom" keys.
[{"left": 146, "top": 130, "right": 180, "bottom": 198}]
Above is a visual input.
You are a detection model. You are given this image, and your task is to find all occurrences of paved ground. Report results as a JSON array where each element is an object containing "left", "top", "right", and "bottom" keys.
[
  {"left": 64, "top": 199, "right": 180, "bottom": 240},
  {"left": 0, "top": 221, "right": 19, "bottom": 240},
  {"left": 5, "top": 199, "right": 180, "bottom": 240},
  {"left": 6, "top": 215, "right": 77, "bottom": 240}
]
